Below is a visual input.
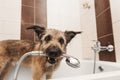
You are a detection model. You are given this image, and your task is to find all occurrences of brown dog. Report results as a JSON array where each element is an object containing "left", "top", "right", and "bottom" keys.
[{"left": 0, "top": 25, "right": 81, "bottom": 80}]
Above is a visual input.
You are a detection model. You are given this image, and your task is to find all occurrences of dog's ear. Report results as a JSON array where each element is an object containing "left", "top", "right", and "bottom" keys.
[
  {"left": 65, "top": 31, "right": 82, "bottom": 44},
  {"left": 26, "top": 25, "right": 45, "bottom": 38}
]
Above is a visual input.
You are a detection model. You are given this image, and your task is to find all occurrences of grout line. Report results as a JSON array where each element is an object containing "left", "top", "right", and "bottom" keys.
[
  {"left": 22, "top": 4, "right": 42, "bottom": 9},
  {"left": 21, "top": 22, "right": 33, "bottom": 25},
  {"left": 96, "top": 7, "right": 110, "bottom": 18},
  {"left": 22, "top": 4, "right": 34, "bottom": 8},
  {"left": 33, "top": 0, "right": 36, "bottom": 42},
  {"left": 21, "top": 22, "right": 43, "bottom": 26},
  {"left": 113, "top": 20, "right": 120, "bottom": 24},
  {"left": 98, "top": 33, "right": 113, "bottom": 39},
  {"left": 34, "top": 0, "right": 36, "bottom": 25}
]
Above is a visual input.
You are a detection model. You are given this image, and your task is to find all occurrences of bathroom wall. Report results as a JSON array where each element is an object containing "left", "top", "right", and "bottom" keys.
[
  {"left": 21, "top": 0, "right": 47, "bottom": 41},
  {"left": 0, "top": 0, "right": 21, "bottom": 40},
  {"left": 80, "top": 0, "right": 98, "bottom": 60},
  {"left": 47, "top": 0, "right": 82, "bottom": 59},
  {"left": 47, "top": 0, "right": 98, "bottom": 60},
  {"left": 94, "top": 0, "right": 116, "bottom": 62},
  {"left": 0, "top": 0, "right": 98, "bottom": 60},
  {"left": 110, "top": 0, "right": 120, "bottom": 62}
]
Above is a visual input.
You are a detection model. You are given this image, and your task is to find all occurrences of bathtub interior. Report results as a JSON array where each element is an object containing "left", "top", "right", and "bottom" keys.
[
  {"left": 6, "top": 60, "right": 120, "bottom": 80},
  {"left": 52, "top": 60, "right": 120, "bottom": 79}
]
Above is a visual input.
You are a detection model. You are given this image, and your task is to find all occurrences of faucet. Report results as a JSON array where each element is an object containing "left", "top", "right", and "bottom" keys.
[
  {"left": 91, "top": 40, "right": 114, "bottom": 74},
  {"left": 91, "top": 40, "right": 114, "bottom": 53},
  {"left": 13, "top": 51, "right": 80, "bottom": 80}
]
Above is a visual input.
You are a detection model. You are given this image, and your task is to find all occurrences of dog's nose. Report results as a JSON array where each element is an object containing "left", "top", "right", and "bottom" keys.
[{"left": 46, "top": 48, "right": 61, "bottom": 58}]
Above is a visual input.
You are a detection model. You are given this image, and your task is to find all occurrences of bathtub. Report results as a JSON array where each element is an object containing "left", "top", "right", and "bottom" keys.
[{"left": 6, "top": 60, "right": 120, "bottom": 80}]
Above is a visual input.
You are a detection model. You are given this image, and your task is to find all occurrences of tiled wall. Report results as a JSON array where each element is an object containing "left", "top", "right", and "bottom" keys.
[
  {"left": 21, "top": 0, "right": 47, "bottom": 41},
  {"left": 47, "top": 0, "right": 83, "bottom": 59},
  {"left": 80, "top": 0, "right": 98, "bottom": 60},
  {"left": 95, "top": 0, "right": 116, "bottom": 62},
  {"left": 46, "top": 0, "right": 98, "bottom": 60},
  {"left": 0, "top": 0, "right": 21, "bottom": 40},
  {"left": 110, "top": 0, "right": 120, "bottom": 62}
]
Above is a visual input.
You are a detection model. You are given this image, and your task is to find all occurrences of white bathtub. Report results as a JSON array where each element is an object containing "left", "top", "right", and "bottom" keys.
[{"left": 6, "top": 60, "right": 120, "bottom": 80}]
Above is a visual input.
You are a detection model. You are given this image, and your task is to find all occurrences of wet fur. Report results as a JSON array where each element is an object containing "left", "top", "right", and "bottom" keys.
[{"left": 0, "top": 25, "right": 81, "bottom": 80}]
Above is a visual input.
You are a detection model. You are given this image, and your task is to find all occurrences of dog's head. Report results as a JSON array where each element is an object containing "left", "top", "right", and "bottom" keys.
[{"left": 27, "top": 25, "right": 82, "bottom": 64}]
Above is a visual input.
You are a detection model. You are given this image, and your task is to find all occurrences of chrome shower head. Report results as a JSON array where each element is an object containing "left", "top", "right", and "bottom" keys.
[
  {"left": 66, "top": 57, "right": 80, "bottom": 68},
  {"left": 62, "top": 54, "right": 80, "bottom": 68}
]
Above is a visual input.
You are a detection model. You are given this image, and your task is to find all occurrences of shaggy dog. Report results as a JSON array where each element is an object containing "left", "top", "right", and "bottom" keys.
[{"left": 0, "top": 25, "right": 81, "bottom": 80}]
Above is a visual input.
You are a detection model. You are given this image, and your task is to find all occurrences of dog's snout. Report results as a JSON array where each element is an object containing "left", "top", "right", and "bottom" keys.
[
  {"left": 46, "top": 47, "right": 62, "bottom": 58},
  {"left": 49, "top": 49, "right": 61, "bottom": 57}
]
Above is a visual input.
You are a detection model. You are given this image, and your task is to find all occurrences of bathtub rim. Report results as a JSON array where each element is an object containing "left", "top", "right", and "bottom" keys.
[
  {"left": 50, "top": 70, "right": 120, "bottom": 80},
  {"left": 80, "top": 59, "right": 120, "bottom": 68},
  {"left": 50, "top": 59, "right": 120, "bottom": 80},
  {"left": 7, "top": 59, "right": 120, "bottom": 80}
]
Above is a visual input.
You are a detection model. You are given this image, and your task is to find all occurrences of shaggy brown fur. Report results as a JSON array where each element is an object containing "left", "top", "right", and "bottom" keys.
[{"left": 0, "top": 25, "right": 81, "bottom": 80}]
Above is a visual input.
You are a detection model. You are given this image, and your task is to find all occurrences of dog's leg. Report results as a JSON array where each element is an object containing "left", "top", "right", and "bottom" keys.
[
  {"left": 0, "top": 60, "right": 13, "bottom": 80},
  {"left": 46, "top": 71, "right": 53, "bottom": 80},
  {"left": 32, "top": 65, "right": 44, "bottom": 80},
  {"left": 0, "top": 56, "right": 13, "bottom": 80},
  {"left": 32, "top": 57, "right": 45, "bottom": 80},
  {"left": 32, "top": 70, "right": 44, "bottom": 80}
]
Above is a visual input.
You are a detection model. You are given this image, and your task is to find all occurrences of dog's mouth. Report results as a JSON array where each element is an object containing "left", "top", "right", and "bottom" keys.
[
  {"left": 45, "top": 48, "right": 63, "bottom": 64},
  {"left": 47, "top": 57, "right": 57, "bottom": 64}
]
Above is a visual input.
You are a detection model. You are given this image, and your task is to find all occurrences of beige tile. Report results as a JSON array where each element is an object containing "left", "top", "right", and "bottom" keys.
[
  {"left": 0, "top": 0, "right": 21, "bottom": 22},
  {"left": 80, "top": 0, "right": 96, "bottom": 27},
  {"left": 112, "top": 21, "right": 120, "bottom": 62},
  {"left": 110, "top": 0, "right": 120, "bottom": 23},
  {"left": 0, "top": 34, "right": 20, "bottom": 40},
  {"left": 0, "top": 22, "right": 2, "bottom": 34},
  {"left": 67, "top": 35, "right": 83, "bottom": 60},
  {"left": 0, "top": 21, "right": 21, "bottom": 35},
  {"left": 47, "top": 0, "right": 81, "bottom": 31},
  {"left": 0, "top": 0, "right": 21, "bottom": 7}
]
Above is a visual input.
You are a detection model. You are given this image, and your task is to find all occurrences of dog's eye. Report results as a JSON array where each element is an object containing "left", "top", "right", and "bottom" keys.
[
  {"left": 45, "top": 35, "right": 51, "bottom": 42},
  {"left": 58, "top": 38, "right": 64, "bottom": 45}
]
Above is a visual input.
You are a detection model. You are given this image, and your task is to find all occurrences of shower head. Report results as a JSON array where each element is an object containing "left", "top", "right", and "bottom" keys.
[
  {"left": 62, "top": 54, "right": 80, "bottom": 68},
  {"left": 66, "top": 57, "right": 80, "bottom": 68}
]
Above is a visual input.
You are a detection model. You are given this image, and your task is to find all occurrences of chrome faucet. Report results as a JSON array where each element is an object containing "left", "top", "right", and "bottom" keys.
[
  {"left": 91, "top": 40, "right": 114, "bottom": 74},
  {"left": 13, "top": 51, "right": 80, "bottom": 80},
  {"left": 91, "top": 40, "right": 114, "bottom": 53}
]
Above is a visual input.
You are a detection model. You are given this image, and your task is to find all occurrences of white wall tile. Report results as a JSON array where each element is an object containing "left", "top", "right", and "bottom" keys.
[
  {"left": 112, "top": 22, "right": 120, "bottom": 62},
  {"left": 110, "top": 0, "right": 120, "bottom": 62},
  {"left": 80, "top": 0, "right": 96, "bottom": 27},
  {"left": 47, "top": 0, "right": 81, "bottom": 31},
  {"left": 67, "top": 35, "right": 83, "bottom": 59},
  {"left": 47, "top": 0, "right": 97, "bottom": 59},
  {"left": 81, "top": 21, "right": 98, "bottom": 60},
  {"left": 0, "top": 0, "right": 21, "bottom": 7},
  {"left": 0, "top": 21, "right": 20, "bottom": 35},
  {"left": 0, "top": 34, "right": 3, "bottom": 40},
  {"left": 0, "top": 6, "right": 21, "bottom": 22},
  {"left": 80, "top": 0, "right": 98, "bottom": 60},
  {"left": 47, "top": 0, "right": 82, "bottom": 59},
  {"left": 110, "top": 0, "right": 120, "bottom": 23},
  {"left": 0, "top": 21, "right": 2, "bottom": 34},
  {"left": 0, "top": 0, "right": 21, "bottom": 22},
  {"left": 0, "top": 0, "right": 21, "bottom": 40},
  {"left": 0, "top": 34, "right": 20, "bottom": 40}
]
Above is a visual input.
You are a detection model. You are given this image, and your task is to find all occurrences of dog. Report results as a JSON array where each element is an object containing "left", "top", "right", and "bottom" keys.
[{"left": 0, "top": 25, "right": 81, "bottom": 80}]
